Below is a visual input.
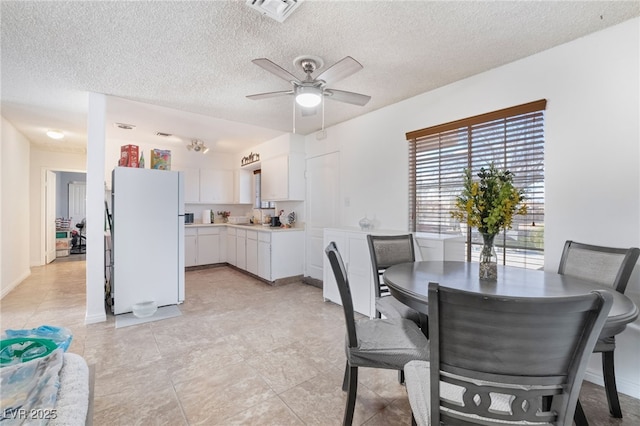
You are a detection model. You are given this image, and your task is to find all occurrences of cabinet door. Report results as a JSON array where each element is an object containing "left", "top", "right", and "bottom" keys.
[
  {"left": 246, "top": 231, "right": 258, "bottom": 275},
  {"left": 261, "top": 156, "right": 288, "bottom": 201},
  {"left": 346, "top": 233, "right": 373, "bottom": 317},
  {"left": 323, "top": 230, "right": 347, "bottom": 306},
  {"left": 236, "top": 230, "right": 247, "bottom": 269},
  {"left": 234, "top": 169, "right": 252, "bottom": 204},
  {"left": 185, "top": 233, "right": 197, "bottom": 267},
  {"left": 258, "top": 239, "right": 271, "bottom": 281},
  {"left": 198, "top": 232, "right": 220, "bottom": 265},
  {"left": 200, "top": 169, "right": 234, "bottom": 203},
  {"left": 182, "top": 168, "right": 200, "bottom": 203},
  {"left": 226, "top": 234, "right": 237, "bottom": 266}
]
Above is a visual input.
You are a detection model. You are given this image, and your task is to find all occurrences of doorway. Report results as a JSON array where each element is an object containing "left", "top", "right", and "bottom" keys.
[
  {"left": 305, "top": 152, "right": 340, "bottom": 280},
  {"left": 42, "top": 170, "right": 87, "bottom": 264}
]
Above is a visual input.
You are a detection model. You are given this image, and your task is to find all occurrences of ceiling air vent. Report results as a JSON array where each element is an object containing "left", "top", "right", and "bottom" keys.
[{"left": 246, "top": 0, "right": 302, "bottom": 23}]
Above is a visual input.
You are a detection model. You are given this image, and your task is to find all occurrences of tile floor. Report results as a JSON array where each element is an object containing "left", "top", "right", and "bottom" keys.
[{"left": 1, "top": 259, "right": 639, "bottom": 425}]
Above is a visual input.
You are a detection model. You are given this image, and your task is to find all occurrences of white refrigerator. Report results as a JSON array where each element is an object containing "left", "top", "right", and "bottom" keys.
[{"left": 111, "top": 167, "right": 185, "bottom": 315}]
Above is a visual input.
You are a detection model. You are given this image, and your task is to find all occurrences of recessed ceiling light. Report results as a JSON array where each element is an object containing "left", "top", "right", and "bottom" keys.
[
  {"left": 113, "top": 122, "right": 136, "bottom": 130},
  {"left": 46, "top": 130, "right": 65, "bottom": 140}
]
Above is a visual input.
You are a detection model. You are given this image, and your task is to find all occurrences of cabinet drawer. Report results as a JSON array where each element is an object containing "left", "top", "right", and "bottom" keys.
[
  {"left": 258, "top": 232, "right": 271, "bottom": 243},
  {"left": 198, "top": 227, "right": 220, "bottom": 236},
  {"left": 185, "top": 228, "right": 197, "bottom": 236},
  {"left": 246, "top": 230, "right": 258, "bottom": 240},
  {"left": 236, "top": 229, "right": 247, "bottom": 237},
  {"left": 227, "top": 227, "right": 237, "bottom": 236}
]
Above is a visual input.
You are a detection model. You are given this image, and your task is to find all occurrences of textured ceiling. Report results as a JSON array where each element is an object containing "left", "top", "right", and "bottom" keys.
[{"left": 2, "top": 1, "right": 639, "bottom": 154}]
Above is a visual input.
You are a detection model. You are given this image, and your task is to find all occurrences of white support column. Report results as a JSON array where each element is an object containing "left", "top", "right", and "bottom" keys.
[{"left": 85, "top": 92, "right": 107, "bottom": 324}]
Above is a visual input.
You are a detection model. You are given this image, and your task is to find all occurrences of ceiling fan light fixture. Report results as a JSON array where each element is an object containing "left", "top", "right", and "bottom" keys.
[
  {"left": 187, "top": 139, "right": 209, "bottom": 154},
  {"left": 295, "top": 86, "right": 322, "bottom": 108}
]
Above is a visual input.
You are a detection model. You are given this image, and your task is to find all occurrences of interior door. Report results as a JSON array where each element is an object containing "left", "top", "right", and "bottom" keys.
[
  {"left": 68, "top": 181, "right": 86, "bottom": 226},
  {"left": 45, "top": 170, "right": 57, "bottom": 264},
  {"left": 305, "top": 152, "right": 340, "bottom": 280}
]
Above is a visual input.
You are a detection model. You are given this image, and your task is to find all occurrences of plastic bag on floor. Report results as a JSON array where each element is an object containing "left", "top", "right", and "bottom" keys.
[{"left": 2, "top": 325, "right": 73, "bottom": 352}]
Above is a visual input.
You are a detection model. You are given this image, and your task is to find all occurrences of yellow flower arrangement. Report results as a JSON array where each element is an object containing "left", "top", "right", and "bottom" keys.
[{"left": 450, "top": 163, "right": 527, "bottom": 236}]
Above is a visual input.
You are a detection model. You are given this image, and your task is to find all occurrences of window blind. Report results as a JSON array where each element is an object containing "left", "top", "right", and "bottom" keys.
[{"left": 407, "top": 100, "right": 546, "bottom": 269}]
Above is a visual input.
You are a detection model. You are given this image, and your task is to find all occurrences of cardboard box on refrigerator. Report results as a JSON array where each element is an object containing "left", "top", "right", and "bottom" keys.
[
  {"left": 151, "top": 149, "right": 171, "bottom": 170},
  {"left": 119, "top": 144, "right": 139, "bottom": 168}
]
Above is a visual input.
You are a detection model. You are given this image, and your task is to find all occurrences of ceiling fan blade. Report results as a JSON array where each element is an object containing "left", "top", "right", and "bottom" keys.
[
  {"left": 252, "top": 58, "right": 301, "bottom": 84},
  {"left": 315, "top": 56, "right": 363, "bottom": 85},
  {"left": 324, "top": 89, "right": 371, "bottom": 106},
  {"left": 246, "top": 90, "right": 294, "bottom": 100}
]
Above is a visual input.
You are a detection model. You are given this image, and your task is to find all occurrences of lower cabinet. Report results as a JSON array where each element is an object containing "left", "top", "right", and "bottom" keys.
[
  {"left": 227, "top": 227, "right": 237, "bottom": 266},
  {"left": 233, "top": 227, "right": 304, "bottom": 282},
  {"left": 185, "top": 227, "right": 224, "bottom": 267},
  {"left": 246, "top": 230, "right": 258, "bottom": 275},
  {"left": 322, "top": 228, "right": 465, "bottom": 318},
  {"left": 185, "top": 228, "right": 198, "bottom": 267}
]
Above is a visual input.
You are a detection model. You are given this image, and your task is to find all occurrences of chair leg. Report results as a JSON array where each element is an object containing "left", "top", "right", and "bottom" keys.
[
  {"left": 574, "top": 399, "right": 589, "bottom": 426},
  {"left": 342, "top": 361, "right": 349, "bottom": 392},
  {"left": 411, "top": 412, "right": 417, "bottom": 426},
  {"left": 398, "top": 369, "right": 405, "bottom": 385},
  {"left": 602, "top": 351, "right": 623, "bottom": 418},
  {"left": 343, "top": 366, "right": 358, "bottom": 426}
]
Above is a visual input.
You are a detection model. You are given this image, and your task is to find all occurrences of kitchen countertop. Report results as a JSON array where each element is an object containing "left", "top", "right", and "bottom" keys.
[{"left": 185, "top": 223, "right": 303, "bottom": 232}]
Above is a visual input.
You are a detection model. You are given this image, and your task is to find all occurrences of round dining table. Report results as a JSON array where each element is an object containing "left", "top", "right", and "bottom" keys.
[{"left": 383, "top": 261, "right": 639, "bottom": 338}]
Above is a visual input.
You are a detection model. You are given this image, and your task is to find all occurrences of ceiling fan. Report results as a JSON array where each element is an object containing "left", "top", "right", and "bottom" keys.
[{"left": 246, "top": 55, "right": 371, "bottom": 112}]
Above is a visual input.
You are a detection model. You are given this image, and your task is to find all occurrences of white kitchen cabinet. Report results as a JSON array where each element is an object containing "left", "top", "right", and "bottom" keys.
[
  {"left": 200, "top": 169, "right": 234, "bottom": 203},
  {"left": 185, "top": 227, "right": 223, "bottom": 266},
  {"left": 234, "top": 169, "right": 252, "bottom": 204},
  {"left": 267, "top": 230, "right": 305, "bottom": 281},
  {"left": 323, "top": 229, "right": 373, "bottom": 317},
  {"left": 257, "top": 232, "right": 271, "bottom": 281},
  {"left": 415, "top": 233, "right": 465, "bottom": 261},
  {"left": 197, "top": 227, "right": 221, "bottom": 265},
  {"left": 226, "top": 227, "right": 237, "bottom": 266},
  {"left": 185, "top": 228, "right": 198, "bottom": 267},
  {"left": 323, "top": 228, "right": 466, "bottom": 318},
  {"left": 246, "top": 230, "right": 258, "bottom": 275},
  {"left": 183, "top": 168, "right": 200, "bottom": 204},
  {"left": 236, "top": 228, "right": 247, "bottom": 270},
  {"left": 261, "top": 153, "right": 305, "bottom": 201}
]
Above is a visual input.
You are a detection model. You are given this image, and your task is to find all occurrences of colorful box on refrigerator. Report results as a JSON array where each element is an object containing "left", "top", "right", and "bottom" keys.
[
  {"left": 119, "top": 145, "right": 139, "bottom": 168},
  {"left": 151, "top": 149, "right": 171, "bottom": 170}
]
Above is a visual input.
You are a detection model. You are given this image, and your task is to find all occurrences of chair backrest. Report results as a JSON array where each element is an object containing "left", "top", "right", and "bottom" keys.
[
  {"left": 367, "top": 234, "right": 415, "bottom": 298},
  {"left": 558, "top": 240, "right": 640, "bottom": 294},
  {"left": 427, "top": 282, "right": 612, "bottom": 426},
  {"left": 325, "top": 242, "right": 358, "bottom": 348}
]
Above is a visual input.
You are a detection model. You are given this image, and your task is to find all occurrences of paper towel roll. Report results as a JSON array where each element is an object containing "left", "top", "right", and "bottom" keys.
[{"left": 202, "top": 210, "right": 211, "bottom": 224}]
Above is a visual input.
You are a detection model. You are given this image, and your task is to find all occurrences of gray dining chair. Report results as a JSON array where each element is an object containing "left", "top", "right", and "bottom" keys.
[
  {"left": 325, "top": 242, "right": 429, "bottom": 426},
  {"left": 558, "top": 240, "right": 640, "bottom": 419},
  {"left": 366, "top": 234, "right": 422, "bottom": 325},
  {"left": 405, "top": 282, "right": 613, "bottom": 426}
]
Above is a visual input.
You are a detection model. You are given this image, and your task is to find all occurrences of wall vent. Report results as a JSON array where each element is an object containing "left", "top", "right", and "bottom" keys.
[{"left": 246, "top": 0, "right": 302, "bottom": 23}]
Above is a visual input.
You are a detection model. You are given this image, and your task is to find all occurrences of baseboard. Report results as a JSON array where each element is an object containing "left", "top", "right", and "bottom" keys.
[
  {"left": 0, "top": 269, "right": 31, "bottom": 299},
  {"left": 84, "top": 312, "right": 107, "bottom": 324},
  {"left": 584, "top": 368, "right": 640, "bottom": 400}
]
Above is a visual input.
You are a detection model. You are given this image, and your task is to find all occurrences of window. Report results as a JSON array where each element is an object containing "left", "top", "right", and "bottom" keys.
[
  {"left": 254, "top": 170, "right": 275, "bottom": 209},
  {"left": 406, "top": 100, "right": 546, "bottom": 269}
]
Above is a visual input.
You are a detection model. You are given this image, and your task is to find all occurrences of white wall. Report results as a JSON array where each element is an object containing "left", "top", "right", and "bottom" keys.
[
  {"left": 305, "top": 18, "right": 640, "bottom": 397},
  {"left": 1, "top": 117, "right": 31, "bottom": 297}
]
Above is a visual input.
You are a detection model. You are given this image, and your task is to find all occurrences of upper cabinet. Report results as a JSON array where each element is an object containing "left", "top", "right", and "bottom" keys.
[
  {"left": 178, "top": 167, "right": 234, "bottom": 204},
  {"left": 234, "top": 169, "right": 252, "bottom": 204},
  {"left": 261, "top": 153, "right": 305, "bottom": 201},
  {"left": 200, "top": 169, "right": 233, "bottom": 203}
]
